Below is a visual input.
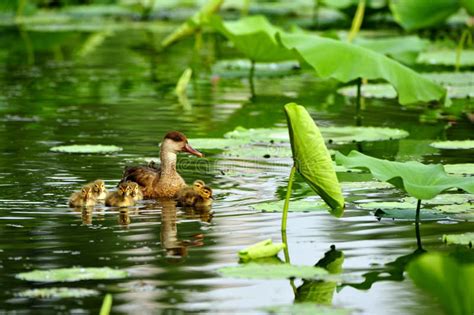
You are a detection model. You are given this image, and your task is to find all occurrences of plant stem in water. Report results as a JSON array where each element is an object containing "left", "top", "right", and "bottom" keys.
[
  {"left": 415, "top": 199, "right": 422, "bottom": 250},
  {"left": 282, "top": 165, "right": 296, "bottom": 232},
  {"left": 249, "top": 59, "right": 255, "bottom": 98},
  {"left": 355, "top": 77, "right": 362, "bottom": 126},
  {"left": 455, "top": 28, "right": 473, "bottom": 72},
  {"left": 347, "top": 0, "right": 365, "bottom": 43}
]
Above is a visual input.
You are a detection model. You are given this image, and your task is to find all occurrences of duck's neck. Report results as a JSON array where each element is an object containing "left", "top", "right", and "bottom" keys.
[{"left": 160, "top": 149, "right": 177, "bottom": 176}]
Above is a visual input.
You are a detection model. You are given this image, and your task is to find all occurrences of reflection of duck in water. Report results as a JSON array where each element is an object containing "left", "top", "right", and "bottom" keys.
[
  {"left": 120, "top": 131, "right": 203, "bottom": 198},
  {"left": 105, "top": 182, "right": 136, "bottom": 207},
  {"left": 69, "top": 186, "right": 97, "bottom": 208}
]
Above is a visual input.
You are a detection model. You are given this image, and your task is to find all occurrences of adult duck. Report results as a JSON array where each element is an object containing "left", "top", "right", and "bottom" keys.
[{"left": 121, "top": 131, "right": 203, "bottom": 199}]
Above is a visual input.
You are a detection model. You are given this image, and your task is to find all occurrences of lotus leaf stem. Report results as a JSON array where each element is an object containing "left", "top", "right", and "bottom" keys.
[
  {"left": 415, "top": 199, "right": 422, "bottom": 249},
  {"left": 456, "top": 28, "right": 473, "bottom": 72},
  {"left": 281, "top": 165, "right": 296, "bottom": 232},
  {"left": 355, "top": 77, "right": 362, "bottom": 126},
  {"left": 249, "top": 59, "right": 255, "bottom": 97},
  {"left": 348, "top": 0, "right": 366, "bottom": 43}
]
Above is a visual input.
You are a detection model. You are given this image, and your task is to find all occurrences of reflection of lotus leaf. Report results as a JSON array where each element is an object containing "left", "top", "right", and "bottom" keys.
[
  {"left": 443, "top": 233, "right": 474, "bottom": 245},
  {"left": 50, "top": 145, "right": 123, "bottom": 154},
  {"left": 17, "top": 267, "right": 128, "bottom": 282},
  {"left": 17, "top": 288, "right": 99, "bottom": 298},
  {"left": 430, "top": 140, "right": 474, "bottom": 150},
  {"left": 417, "top": 50, "right": 474, "bottom": 67}
]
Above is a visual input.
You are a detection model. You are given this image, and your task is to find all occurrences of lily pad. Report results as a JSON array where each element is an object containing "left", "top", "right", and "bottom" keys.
[
  {"left": 434, "top": 204, "right": 473, "bottom": 214},
  {"left": 443, "top": 233, "right": 474, "bottom": 246},
  {"left": 50, "top": 145, "right": 122, "bottom": 154},
  {"left": 422, "top": 72, "right": 474, "bottom": 86},
  {"left": 224, "top": 127, "right": 288, "bottom": 142},
  {"left": 417, "top": 50, "right": 474, "bottom": 67},
  {"left": 341, "top": 181, "right": 393, "bottom": 190},
  {"left": 430, "top": 140, "right": 474, "bottom": 150},
  {"left": 222, "top": 145, "right": 293, "bottom": 159},
  {"left": 212, "top": 59, "right": 300, "bottom": 78},
  {"left": 250, "top": 199, "right": 329, "bottom": 213},
  {"left": 218, "top": 263, "right": 329, "bottom": 280},
  {"left": 16, "top": 287, "right": 99, "bottom": 298},
  {"left": 239, "top": 239, "right": 286, "bottom": 262},
  {"left": 17, "top": 267, "right": 128, "bottom": 282},
  {"left": 374, "top": 208, "right": 448, "bottom": 221},
  {"left": 444, "top": 164, "right": 474, "bottom": 176},
  {"left": 357, "top": 201, "right": 416, "bottom": 210},
  {"left": 190, "top": 138, "right": 248, "bottom": 149},
  {"left": 264, "top": 303, "right": 352, "bottom": 315}
]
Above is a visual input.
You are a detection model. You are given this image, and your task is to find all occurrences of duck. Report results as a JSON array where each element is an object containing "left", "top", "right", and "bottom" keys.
[
  {"left": 128, "top": 181, "right": 144, "bottom": 201},
  {"left": 105, "top": 182, "right": 136, "bottom": 207},
  {"left": 120, "top": 131, "right": 203, "bottom": 199},
  {"left": 69, "top": 186, "right": 97, "bottom": 208},
  {"left": 87, "top": 179, "right": 108, "bottom": 200},
  {"left": 176, "top": 180, "right": 205, "bottom": 206},
  {"left": 195, "top": 186, "right": 213, "bottom": 208}
]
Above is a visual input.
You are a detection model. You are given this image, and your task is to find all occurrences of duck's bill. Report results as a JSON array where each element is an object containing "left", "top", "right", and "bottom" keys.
[{"left": 184, "top": 143, "right": 204, "bottom": 157}]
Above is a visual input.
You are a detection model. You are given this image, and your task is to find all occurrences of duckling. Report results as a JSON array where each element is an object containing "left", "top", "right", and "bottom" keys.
[
  {"left": 69, "top": 186, "right": 97, "bottom": 208},
  {"left": 87, "top": 179, "right": 108, "bottom": 200},
  {"left": 176, "top": 180, "right": 205, "bottom": 206},
  {"left": 195, "top": 185, "right": 213, "bottom": 208},
  {"left": 105, "top": 182, "right": 136, "bottom": 207},
  {"left": 128, "top": 181, "right": 143, "bottom": 201}
]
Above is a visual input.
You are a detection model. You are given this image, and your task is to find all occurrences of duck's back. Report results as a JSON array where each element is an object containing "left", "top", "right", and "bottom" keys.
[{"left": 121, "top": 165, "right": 160, "bottom": 198}]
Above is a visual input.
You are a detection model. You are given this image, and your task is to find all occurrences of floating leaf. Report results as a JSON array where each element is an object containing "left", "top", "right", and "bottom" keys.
[
  {"left": 189, "top": 138, "right": 248, "bottom": 149},
  {"left": 17, "top": 267, "right": 128, "bottom": 282},
  {"left": 374, "top": 208, "right": 448, "bottom": 221},
  {"left": 219, "top": 263, "right": 329, "bottom": 280},
  {"left": 407, "top": 253, "right": 474, "bottom": 315},
  {"left": 357, "top": 201, "right": 416, "bottom": 210},
  {"left": 278, "top": 32, "right": 447, "bottom": 105},
  {"left": 210, "top": 15, "right": 294, "bottom": 62},
  {"left": 238, "top": 239, "right": 286, "bottom": 262},
  {"left": 323, "top": 126, "right": 409, "bottom": 144},
  {"left": 285, "top": 103, "right": 345, "bottom": 217},
  {"left": 444, "top": 164, "right": 474, "bottom": 176},
  {"left": 434, "top": 204, "right": 473, "bottom": 214},
  {"left": 341, "top": 181, "right": 393, "bottom": 191},
  {"left": 443, "top": 233, "right": 474, "bottom": 246},
  {"left": 430, "top": 140, "right": 474, "bottom": 150},
  {"left": 389, "top": 0, "right": 460, "bottom": 30},
  {"left": 50, "top": 145, "right": 122, "bottom": 154},
  {"left": 264, "top": 303, "right": 352, "bottom": 315},
  {"left": 417, "top": 50, "right": 474, "bottom": 67},
  {"left": 16, "top": 287, "right": 99, "bottom": 298},
  {"left": 221, "top": 145, "right": 293, "bottom": 159},
  {"left": 422, "top": 72, "right": 474, "bottom": 86},
  {"left": 250, "top": 199, "right": 329, "bottom": 213},
  {"left": 335, "top": 150, "right": 474, "bottom": 200},
  {"left": 212, "top": 59, "right": 299, "bottom": 78}
]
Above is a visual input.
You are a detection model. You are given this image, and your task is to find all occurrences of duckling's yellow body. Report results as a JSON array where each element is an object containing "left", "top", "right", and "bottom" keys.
[
  {"left": 195, "top": 186, "right": 213, "bottom": 208},
  {"left": 87, "top": 179, "right": 108, "bottom": 200},
  {"left": 128, "top": 181, "right": 143, "bottom": 201},
  {"left": 69, "top": 186, "right": 97, "bottom": 208},
  {"left": 176, "top": 180, "right": 213, "bottom": 207},
  {"left": 105, "top": 182, "right": 136, "bottom": 207}
]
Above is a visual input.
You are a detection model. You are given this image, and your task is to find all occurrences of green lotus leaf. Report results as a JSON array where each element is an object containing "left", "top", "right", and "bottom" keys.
[
  {"left": 444, "top": 164, "right": 474, "bottom": 176},
  {"left": 219, "top": 263, "right": 329, "bottom": 280},
  {"left": 224, "top": 127, "right": 289, "bottom": 142},
  {"left": 407, "top": 253, "right": 474, "bottom": 315},
  {"left": 50, "top": 145, "right": 123, "bottom": 154},
  {"left": 417, "top": 50, "right": 474, "bottom": 67},
  {"left": 416, "top": 194, "right": 474, "bottom": 205},
  {"left": 374, "top": 208, "right": 448, "bottom": 221},
  {"left": 355, "top": 35, "right": 427, "bottom": 56},
  {"left": 17, "top": 267, "right": 128, "bottom": 282},
  {"left": 462, "top": 0, "right": 474, "bottom": 14},
  {"left": 335, "top": 150, "right": 474, "bottom": 200},
  {"left": 16, "top": 287, "right": 99, "bottom": 298},
  {"left": 250, "top": 199, "right": 329, "bottom": 213},
  {"left": 221, "top": 145, "right": 293, "bottom": 159},
  {"left": 430, "top": 140, "right": 474, "bottom": 150},
  {"left": 443, "top": 233, "right": 474, "bottom": 246},
  {"left": 389, "top": 0, "right": 460, "bottom": 30},
  {"left": 285, "top": 103, "right": 344, "bottom": 217},
  {"left": 434, "top": 204, "right": 473, "bottom": 214},
  {"left": 422, "top": 72, "right": 474, "bottom": 86},
  {"left": 264, "top": 303, "right": 352, "bottom": 315},
  {"left": 278, "top": 32, "right": 447, "bottom": 105},
  {"left": 212, "top": 59, "right": 299, "bottom": 78},
  {"left": 190, "top": 138, "right": 248, "bottom": 149},
  {"left": 357, "top": 201, "right": 416, "bottom": 210},
  {"left": 238, "top": 239, "right": 286, "bottom": 262},
  {"left": 210, "top": 15, "right": 294, "bottom": 62},
  {"left": 161, "top": 0, "right": 223, "bottom": 48}
]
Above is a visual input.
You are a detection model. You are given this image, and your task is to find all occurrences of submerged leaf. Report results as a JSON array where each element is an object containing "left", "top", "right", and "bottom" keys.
[
  {"left": 16, "top": 287, "right": 99, "bottom": 298},
  {"left": 407, "top": 253, "right": 474, "bottom": 315},
  {"left": 50, "top": 145, "right": 122, "bottom": 154},
  {"left": 219, "top": 263, "right": 329, "bottom": 280},
  {"left": 238, "top": 239, "right": 286, "bottom": 262},
  {"left": 430, "top": 140, "right": 474, "bottom": 150},
  {"left": 443, "top": 233, "right": 474, "bottom": 246},
  {"left": 285, "top": 103, "right": 344, "bottom": 217},
  {"left": 335, "top": 151, "right": 474, "bottom": 200},
  {"left": 17, "top": 267, "right": 128, "bottom": 282},
  {"left": 278, "top": 32, "right": 447, "bottom": 105}
]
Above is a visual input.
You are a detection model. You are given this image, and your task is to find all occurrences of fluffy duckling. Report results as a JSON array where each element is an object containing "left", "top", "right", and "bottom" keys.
[
  {"left": 105, "top": 182, "right": 136, "bottom": 207},
  {"left": 87, "top": 179, "right": 108, "bottom": 200},
  {"left": 69, "top": 186, "right": 97, "bottom": 208},
  {"left": 195, "top": 185, "right": 213, "bottom": 208},
  {"left": 176, "top": 180, "right": 205, "bottom": 206},
  {"left": 128, "top": 181, "right": 143, "bottom": 201}
]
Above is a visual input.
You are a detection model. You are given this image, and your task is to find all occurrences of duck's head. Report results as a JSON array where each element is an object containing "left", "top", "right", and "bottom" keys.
[
  {"left": 92, "top": 180, "right": 106, "bottom": 193},
  {"left": 118, "top": 182, "right": 132, "bottom": 197},
  {"left": 162, "top": 131, "right": 203, "bottom": 157},
  {"left": 193, "top": 180, "right": 205, "bottom": 191},
  {"left": 199, "top": 186, "right": 213, "bottom": 200},
  {"left": 81, "top": 186, "right": 94, "bottom": 200}
]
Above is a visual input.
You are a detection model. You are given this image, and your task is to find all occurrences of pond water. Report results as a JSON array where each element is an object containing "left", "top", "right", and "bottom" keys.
[{"left": 0, "top": 25, "right": 472, "bottom": 314}]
